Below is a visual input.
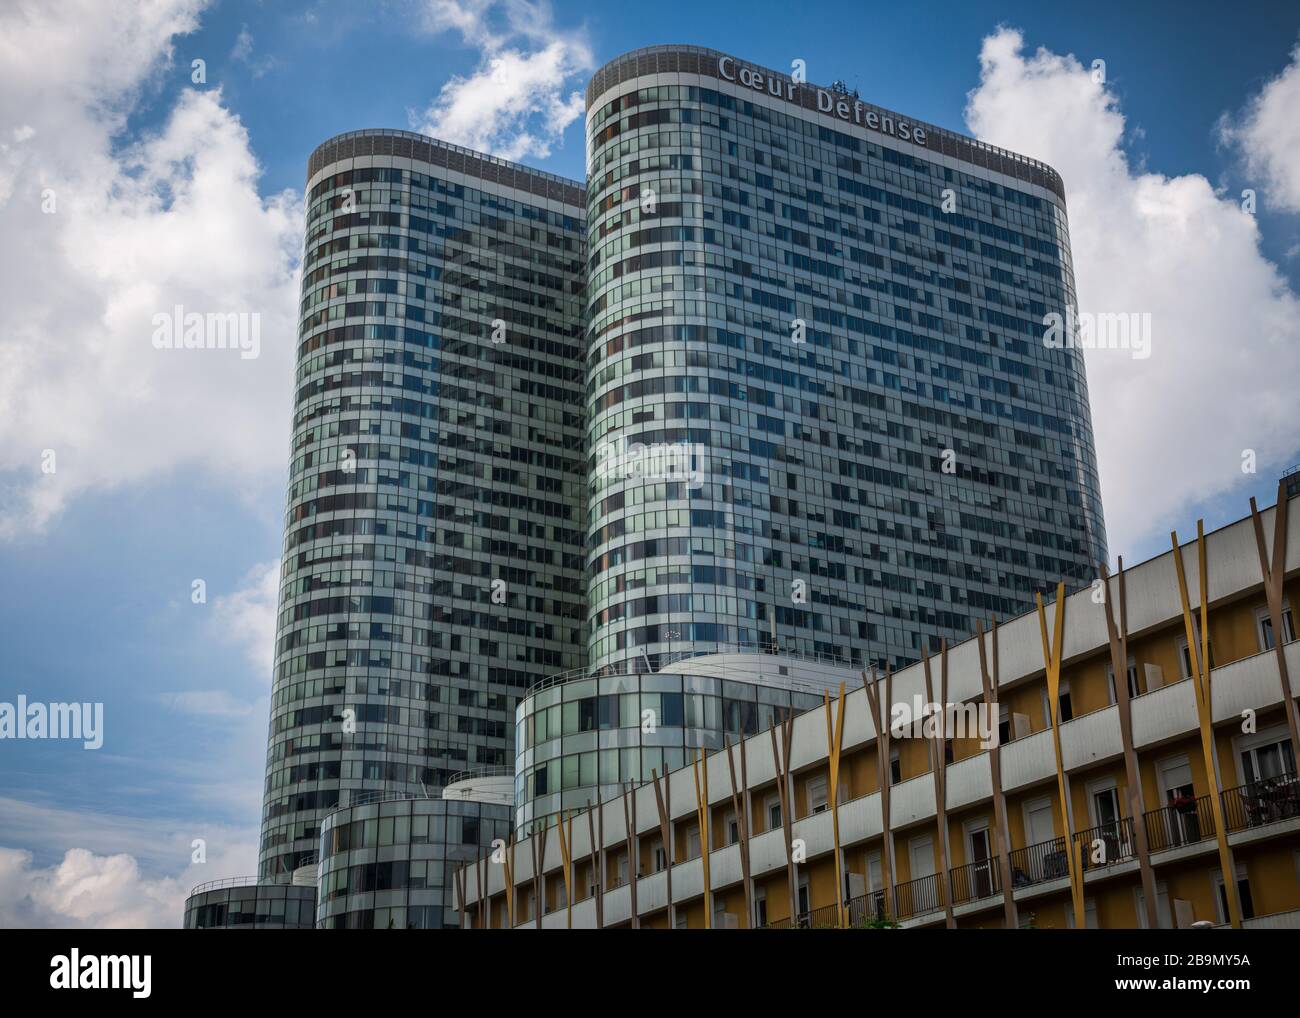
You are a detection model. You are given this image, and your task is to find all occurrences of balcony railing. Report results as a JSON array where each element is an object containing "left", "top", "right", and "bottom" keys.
[
  {"left": 1220, "top": 772, "right": 1300, "bottom": 833},
  {"left": 1074, "top": 817, "right": 1136, "bottom": 872},
  {"left": 893, "top": 872, "right": 942, "bottom": 919},
  {"left": 1008, "top": 835, "right": 1070, "bottom": 888},
  {"left": 1144, "top": 794, "right": 1215, "bottom": 852},
  {"left": 950, "top": 857, "right": 1001, "bottom": 904}
]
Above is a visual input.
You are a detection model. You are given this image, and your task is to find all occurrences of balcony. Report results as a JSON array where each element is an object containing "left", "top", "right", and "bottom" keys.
[
  {"left": 1144, "top": 794, "right": 1215, "bottom": 852},
  {"left": 1009, "top": 835, "right": 1070, "bottom": 888},
  {"left": 893, "top": 871, "right": 942, "bottom": 919},
  {"left": 1074, "top": 817, "right": 1137, "bottom": 871},
  {"left": 1220, "top": 772, "right": 1300, "bottom": 833},
  {"left": 950, "top": 857, "right": 1001, "bottom": 904}
]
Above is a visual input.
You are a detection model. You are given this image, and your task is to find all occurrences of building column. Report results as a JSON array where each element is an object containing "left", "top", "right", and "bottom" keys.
[
  {"left": 862, "top": 667, "right": 896, "bottom": 923},
  {"left": 823, "top": 683, "right": 848, "bottom": 927},
  {"left": 922, "top": 647, "right": 955, "bottom": 928},
  {"left": 1100, "top": 558, "right": 1159, "bottom": 928},
  {"left": 1037, "top": 581, "right": 1086, "bottom": 930},
  {"left": 768, "top": 714, "right": 799, "bottom": 925},
  {"left": 975, "top": 620, "right": 1018, "bottom": 929},
  {"left": 1172, "top": 523, "right": 1243, "bottom": 928},
  {"left": 1249, "top": 483, "right": 1300, "bottom": 769},
  {"left": 724, "top": 737, "right": 755, "bottom": 928}
]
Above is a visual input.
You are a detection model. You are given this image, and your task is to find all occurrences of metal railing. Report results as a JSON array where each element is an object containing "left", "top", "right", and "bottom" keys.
[
  {"left": 189, "top": 875, "right": 269, "bottom": 896},
  {"left": 1074, "top": 817, "right": 1136, "bottom": 871},
  {"left": 1220, "top": 772, "right": 1300, "bottom": 833},
  {"left": 1008, "top": 835, "right": 1070, "bottom": 888},
  {"left": 893, "top": 872, "right": 942, "bottom": 919},
  {"left": 1145, "top": 795, "right": 1215, "bottom": 852},
  {"left": 446, "top": 766, "right": 513, "bottom": 785},
  {"left": 950, "top": 857, "right": 1001, "bottom": 904},
  {"left": 526, "top": 641, "right": 863, "bottom": 695}
]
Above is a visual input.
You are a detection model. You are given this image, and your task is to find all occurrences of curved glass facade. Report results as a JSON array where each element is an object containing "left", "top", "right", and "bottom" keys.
[
  {"left": 317, "top": 794, "right": 511, "bottom": 929},
  {"left": 184, "top": 880, "right": 317, "bottom": 929},
  {"left": 514, "top": 652, "right": 841, "bottom": 832},
  {"left": 260, "top": 130, "right": 587, "bottom": 878},
  {"left": 583, "top": 46, "right": 1106, "bottom": 675}
]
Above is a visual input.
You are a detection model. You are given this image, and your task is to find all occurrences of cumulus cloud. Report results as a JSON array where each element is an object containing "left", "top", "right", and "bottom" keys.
[
  {"left": 0, "top": 0, "right": 301, "bottom": 538},
  {"left": 411, "top": 0, "right": 591, "bottom": 161},
  {"left": 1221, "top": 42, "right": 1300, "bottom": 214},
  {"left": 965, "top": 28, "right": 1300, "bottom": 558},
  {"left": 212, "top": 559, "right": 280, "bottom": 675},
  {"left": 0, "top": 797, "right": 257, "bottom": 928}
]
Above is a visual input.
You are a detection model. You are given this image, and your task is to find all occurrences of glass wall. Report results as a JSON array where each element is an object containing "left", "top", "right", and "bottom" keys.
[
  {"left": 583, "top": 47, "right": 1107, "bottom": 677},
  {"left": 316, "top": 796, "right": 511, "bottom": 929}
]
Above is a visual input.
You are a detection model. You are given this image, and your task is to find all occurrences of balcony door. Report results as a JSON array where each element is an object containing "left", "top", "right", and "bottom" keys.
[
  {"left": 964, "top": 819, "right": 994, "bottom": 899},
  {"left": 1157, "top": 756, "right": 1199, "bottom": 847}
]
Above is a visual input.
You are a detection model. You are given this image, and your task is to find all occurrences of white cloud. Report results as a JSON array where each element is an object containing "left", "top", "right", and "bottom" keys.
[
  {"left": 0, "top": 0, "right": 301, "bottom": 538},
  {"left": 230, "top": 24, "right": 275, "bottom": 78},
  {"left": 965, "top": 28, "right": 1300, "bottom": 558},
  {"left": 1221, "top": 42, "right": 1300, "bottom": 214},
  {"left": 212, "top": 560, "right": 280, "bottom": 675},
  {"left": 0, "top": 796, "right": 257, "bottom": 928},
  {"left": 411, "top": 0, "right": 591, "bottom": 161},
  {"left": 159, "top": 689, "right": 261, "bottom": 719}
]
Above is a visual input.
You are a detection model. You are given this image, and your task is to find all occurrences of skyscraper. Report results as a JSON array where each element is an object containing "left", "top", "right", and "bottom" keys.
[
  {"left": 583, "top": 46, "right": 1106, "bottom": 675},
  {"left": 207, "top": 44, "right": 1111, "bottom": 928},
  {"left": 259, "top": 130, "right": 587, "bottom": 882}
]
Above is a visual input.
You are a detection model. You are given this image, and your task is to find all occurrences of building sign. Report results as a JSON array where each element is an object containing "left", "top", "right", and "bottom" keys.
[{"left": 718, "top": 55, "right": 928, "bottom": 147}]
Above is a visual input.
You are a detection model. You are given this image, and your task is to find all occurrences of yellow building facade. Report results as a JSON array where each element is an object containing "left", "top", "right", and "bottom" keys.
[{"left": 458, "top": 486, "right": 1300, "bottom": 930}]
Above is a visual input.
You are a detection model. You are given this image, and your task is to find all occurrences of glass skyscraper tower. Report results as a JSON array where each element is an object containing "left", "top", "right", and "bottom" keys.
[
  {"left": 244, "top": 45, "right": 1107, "bottom": 915},
  {"left": 583, "top": 46, "right": 1106, "bottom": 674},
  {"left": 259, "top": 130, "right": 587, "bottom": 880}
]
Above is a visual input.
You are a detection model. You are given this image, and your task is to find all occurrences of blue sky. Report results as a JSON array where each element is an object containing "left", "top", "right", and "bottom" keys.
[{"left": 1, "top": 0, "right": 1298, "bottom": 926}]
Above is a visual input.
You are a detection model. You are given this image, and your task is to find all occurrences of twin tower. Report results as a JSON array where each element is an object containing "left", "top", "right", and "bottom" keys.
[{"left": 254, "top": 45, "right": 1106, "bottom": 927}]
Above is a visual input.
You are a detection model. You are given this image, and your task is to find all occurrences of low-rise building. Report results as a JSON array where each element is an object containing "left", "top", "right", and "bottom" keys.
[{"left": 458, "top": 487, "right": 1300, "bottom": 929}]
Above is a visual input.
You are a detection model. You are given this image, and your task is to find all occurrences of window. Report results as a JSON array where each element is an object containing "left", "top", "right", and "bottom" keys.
[
  {"left": 1177, "top": 636, "right": 1215, "bottom": 680},
  {"left": 1214, "top": 867, "right": 1255, "bottom": 923},
  {"left": 889, "top": 748, "right": 901, "bottom": 785},
  {"left": 1256, "top": 604, "right": 1296, "bottom": 651},
  {"left": 1044, "top": 682, "right": 1072, "bottom": 723},
  {"left": 652, "top": 844, "right": 666, "bottom": 872},
  {"left": 1237, "top": 728, "right": 1297, "bottom": 784},
  {"left": 755, "top": 892, "right": 768, "bottom": 927},
  {"left": 808, "top": 775, "right": 829, "bottom": 814},
  {"left": 998, "top": 703, "right": 1010, "bottom": 745},
  {"left": 1106, "top": 657, "right": 1141, "bottom": 703},
  {"left": 766, "top": 795, "right": 782, "bottom": 832}
]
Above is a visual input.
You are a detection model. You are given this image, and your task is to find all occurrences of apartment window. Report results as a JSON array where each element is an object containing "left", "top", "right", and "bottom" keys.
[
  {"left": 808, "top": 775, "right": 829, "bottom": 814},
  {"left": 1256, "top": 603, "right": 1296, "bottom": 651},
  {"left": 1177, "top": 636, "right": 1215, "bottom": 680},
  {"left": 889, "top": 748, "right": 901, "bottom": 785},
  {"left": 652, "top": 843, "right": 667, "bottom": 873},
  {"left": 766, "top": 794, "right": 782, "bottom": 832},
  {"left": 755, "top": 892, "right": 768, "bottom": 928},
  {"left": 1214, "top": 867, "right": 1256, "bottom": 923},
  {"left": 998, "top": 703, "right": 1010, "bottom": 745},
  {"left": 1043, "top": 681, "right": 1073, "bottom": 724},
  {"left": 1106, "top": 657, "right": 1141, "bottom": 703},
  {"left": 685, "top": 824, "right": 701, "bottom": 859},
  {"left": 943, "top": 738, "right": 954, "bottom": 765},
  {"left": 1238, "top": 728, "right": 1297, "bottom": 784},
  {"left": 726, "top": 812, "right": 740, "bottom": 846}
]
